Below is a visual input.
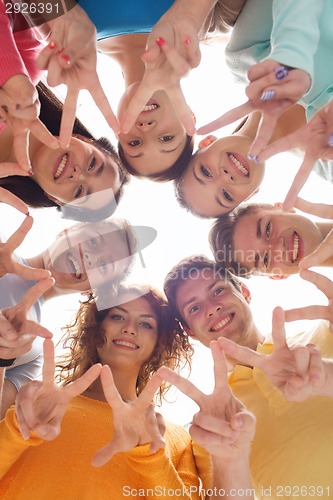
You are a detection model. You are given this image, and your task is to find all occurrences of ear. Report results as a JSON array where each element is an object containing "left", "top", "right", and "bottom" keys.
[
  {"left": 181, "top": 323, "right": 195, "bottom": 338},
  {"left": 198, "top": 135, "right": 217, "bottom": 149},
  {"left": 240, "top": 282, "right": 251, "bottom": 303},
  {"left": 44, "top": 192, "right": 62, "bottom": 206},
  {"left": 269, "top": 274, "right": 289, "bottom": 280},
  {"left": 244, "top": 187, "right": 260, "bottom": 202}
]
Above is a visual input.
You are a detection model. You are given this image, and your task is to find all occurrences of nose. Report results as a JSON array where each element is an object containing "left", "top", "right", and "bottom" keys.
[
  {"left": 83, "top": 251, "right": 94, "bottom": 269},
  {"left": 121, "top": 321, "right": 137, "bottom": 336},
  {"left": 207, "top": 303, "right": 222, "bottom": 317},
  {"left": 221, "top": 167, "right": 235, "bottom": 183},
  {"left": 135, "top": 120, "right": 156, "bottom": 131},
  {"left": 70, "top": 164, "right": 86, "bottom": 182}
]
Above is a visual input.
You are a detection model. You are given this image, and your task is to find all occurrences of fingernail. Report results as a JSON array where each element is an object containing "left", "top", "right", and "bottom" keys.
[
  {"left": 328, "top": 134, "right": 333, "bottom": 146},
  {"left": 248, "top": 153, "right": 259, "bottom": 163},
  {"left": 156, "top": 37, "right": 165, "bottom": 47},
  {"left": 56, "top": 48, "right": 64, "bottom": 55},
  {"left": 25, "top": 211, "right": 30, "bottom": 216},
  {"left": 184, "top": 36, "right": 191, "bottom": 45},
  {"left": 260, "top": 89, "right": 276, "bottom": 101},
  {"left": 48, "top": 41, "right": 57, "bottom": 50},
  {"left": 60, "top": 54, "right": 71, "bottom": 65}
]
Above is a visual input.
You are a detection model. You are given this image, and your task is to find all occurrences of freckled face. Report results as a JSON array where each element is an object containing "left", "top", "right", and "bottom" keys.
[
  {"left": 175, "top": 270, "right": 255, "bottom": 348},
  {"left": 118, "top": 85, "right": 187, "bottom": 175},
  {"left": 181, "top": 135, "right": 265, "bottom": 217},
  {"left": 232, "top": 209, "right": 323, "bottom": 275},
  {"left": 30, "top": 137, "right": 121, "bottom": 204},
  {"left": 97, "top": 296, "right": 158, "bottom": 370}
]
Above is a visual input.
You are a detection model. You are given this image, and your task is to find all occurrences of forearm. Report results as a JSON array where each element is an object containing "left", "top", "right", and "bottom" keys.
[{"left": 209, "top": 454, "right": 253, "bottom": 499}]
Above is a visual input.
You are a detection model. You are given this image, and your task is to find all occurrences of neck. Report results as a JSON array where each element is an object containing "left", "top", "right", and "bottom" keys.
[
  {"left": 97, "top": 34, "right": 147, "bottom": 87},
  {"left": 84, "top": 365, "right": 138, "bottom": 402}
]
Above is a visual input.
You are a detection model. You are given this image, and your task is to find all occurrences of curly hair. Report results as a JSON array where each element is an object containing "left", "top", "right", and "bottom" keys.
[{"left": 56, "top": 284, "right": 193, "bottom": 404}]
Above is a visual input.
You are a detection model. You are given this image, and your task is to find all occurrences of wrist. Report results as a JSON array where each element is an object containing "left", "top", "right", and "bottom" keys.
[{"left": 0, "top": 358, "right": 16, "bottom": 367}]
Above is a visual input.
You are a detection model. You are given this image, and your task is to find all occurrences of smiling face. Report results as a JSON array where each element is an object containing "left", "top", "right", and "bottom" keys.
[
  {"left": 117, "top": 85, "right": 188, "bottom": 176},
  {"left": 232, "top": 208, "right": 324, "bottom": 276},
  {"left": 180, "top": 135, "right": 265, "bottom": 217},
  {"left": 30, "top": 137, "right": 121, "bottom": 205},
  {"left": 44, "top": 221, "right": 132, "bottom": 293},
  {"left": 175, "top": 269, "right": 257, "bottom": 349},
  {"left": 97, "top": 296, "right": 158, "bottom": 371}
]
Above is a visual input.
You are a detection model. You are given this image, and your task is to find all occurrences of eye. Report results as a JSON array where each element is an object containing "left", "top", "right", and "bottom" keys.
[
  {"left": 88, "top": 157, "right": 96, "bottom": 171},
  {"left": 200, "top": 165, "right": 212, "bottom": 178},
  {"left": 223, "top": 190, "right": 233, "bottom": 202},
  {"left": 74, "top": 185, "right": 84, "bottom": 199},
  {"left": 128, "top": 140, "right": 142, "bottom": 147},
  {"left": 265, "top": 222, "right": 272, "bottom": 238},
  {"left": 139, "top": 321, "right": 154, "bottom": 329},
  {"left": 90, "top": 238, "right": 98, "bottom": 247},
  {"left": 214, "top": 287, "right": 224, "bottom": 296},
  {"left": 189, "top": 305, "right": 200, "bottom": 314},
  {"left": 263, "top": 252, "right": 269, "bottom": 269},
  {"left": 100, "top": 260, "right": 108, "bottom": 275},
  {"left": 110, "top": 314, "right": 124, "bottom": 321},
  {"left": 159, "top": 135, "right": 174, "bottom": 142}
]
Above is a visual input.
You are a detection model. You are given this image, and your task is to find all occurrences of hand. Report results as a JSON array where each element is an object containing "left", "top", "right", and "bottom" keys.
[
  {"left": 0, "top": 75, "right": 58, "bottom": 172},
  {"left": 37, "top": 5, "right": 120, "bottom": 147},
  {"left": 158, "top": 341, "right": 255, "bottom": 461},
  {"left": 92, "top": 365, "right": 165, "bottom": 467},
  {"left": 259, "top": 101, "right": 333, "bottom": 210},
  {"left": 15, "top": 338, "right": 102, "bottom": 440},
  {"left": 219, "top": 307, "right": 325, "bottom": 402},
  {"left": 0, "top": 215, "right": 51, "bottom": 280},
  {"left": 0, "top": 277, "right": 54, "bottom": 360},
  {"left": 285, "top": 269, "right": 333, "bottom": 332},
  {"left": 0, "top": 163, "right": 31, "bottom": 214}
]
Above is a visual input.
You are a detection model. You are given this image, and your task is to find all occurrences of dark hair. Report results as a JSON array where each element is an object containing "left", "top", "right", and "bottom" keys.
[
  {"left": 164, "top": 254, "right": 242, "bottom": 328},
  {"left": 0, "top": 82, "right": 129, "bottom": 213},
  {"left": 209, "top": 203, "right": 274, "bottom": 277},
  {"left": 118, "top": 135, "right": 194, "bottom": 182},
  {"left": 57, "top": 284, "right": 193, "bottom": 403}
]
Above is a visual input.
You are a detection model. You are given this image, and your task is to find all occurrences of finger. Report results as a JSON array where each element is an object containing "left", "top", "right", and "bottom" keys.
[
  {"left": 0, "top": 186, "right": 29, "bottom": 214},
  {"left": 259, "top": 131, "right": 299, "bottom": 161},
  {"left": 168, "top": 86, "right": 195, "bottom": 135},
  {"left": 307, "top": 345, "right": 325, "bottom": 387},
  {"left": 248, "top": 111, "right": 278, "bottom": 158},
  {"left": 0, "top": 163, "right": 30, "bottom": 178},
  {"left": 100, "top": 365, "right": 123, "bottom": 409},
  {"left": 299, "top": 269, "right": 333, "bottom": 300},
  {"left": 283, "top": 154, "right": 317, "bottom": 211},
  {"left": 136, "top": 372, "right": 164, "bottom": 408},
  {"left": 64, "top": 363, "right": 102, "bottom": 398},
  {"left": 59, "top": 88, "right": 79, "bottom": 148},
  {"left": 209, "top": 341, "right": 230, "bottom": 391},
  {"left": 13, "top": 261, "right": 51, "bottom": 281},
  {"left": 300, "top": 233, "right": 333, "bottom": 270},
  {"left": 20, "top": 277, "right": 55, "bottom": 313},
  {"left": 34, "top": 422, "right": 61, "bottom": 441},
  {"left": 92, "top": 439, "right": 120, "bottom": 467},
  {"left": 90, "top": 85, "right": 120, "bottom": 135},
  {"left": 29, "top": 119, "right": 59, "bottom": 149},
  {"left": 196, "top": 101, "right": 253, "bottom": 135},
  {"left": 46, "top": 54, "right": 64, "bottom": 88},
  {"left": 157, "top": 366, "right": 204, "bottom": 407},
  {"left": 193, "top": 411, "right": 235, "bottom": 439},
  {"left": 160, "top": 41, "right": 191, "bottom": 76},
  {"left": 146, "top": 408, "right": 166, "bottom": 454},
  {"left": 37, "top": 41, "right": 60, "bottom": 70},
  {"left": 120, "top": 84, "right": 154, "bottom": 134},
  {"left": 24, "top": 320, "right": 53, "bottom": 339},
  {"left": 15, "top": 400, "right": 31, "bottom": 440},
  {"left": 230, "top": 409, "right": 256, "bottom": 434},
  {"left": 5, "top": 215, "right": 33, "bottom": 253},
  {"left": 12, "top": 129, "right": 31, "bottom": 173},
  {"left": 293, "top": 345, "right": 311, "bottom": 380},
  {"left": 271, "top": 307, "right": 288, "bottom": 350},
  {"left": 42, "top": 338, "right": 55, "bottom": 385},
  {"left": 285, "top": 305, "right": 331, "bottom": 322},
  {"left": 293, "top": 198, "right": 333, "bottom": 220},
  {"left": 217, "top": 336, "right": 262, "bottom": 368}
]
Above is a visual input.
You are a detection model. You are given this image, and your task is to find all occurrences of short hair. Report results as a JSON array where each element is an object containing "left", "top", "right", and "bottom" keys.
[
  {"left": 56, "top": 284, "right": 193, "bottom": 404},
  {"left": 164, "top": 255, "right": 242, "bottom": 327},
  {"left": 118, "top": 135, "right": 194, "bottom": 182},
  {"left": 209, "top": 203, "right": 275, "bottom": 277}
]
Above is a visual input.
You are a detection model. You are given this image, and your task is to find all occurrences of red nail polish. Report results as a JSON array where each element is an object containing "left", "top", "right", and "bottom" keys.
[
  {"left": 56, "top": 48, "right": 64, "bottom": 55},
  {"left": 156, "top": 37, "right": 165, "bottom": 47},
  {"left": 48, "top": 41, "right": 57, "bottom": 49},
  {"left": 25, "top": 211, "right": 30, "bottom": 216},
  {"left": 60, "top": 54, "right": 71, "bottom": 65},
  {"left": 184, "top": 37, "right": 191, "bottom": 45}
]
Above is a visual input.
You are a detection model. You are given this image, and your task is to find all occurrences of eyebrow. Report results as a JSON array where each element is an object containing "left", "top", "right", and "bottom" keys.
[
  {"left": 193, "top": 168, "right": 229, "bottom": 209},
  {"left": 256, "top": 218, "right": 263, "bottom": 238},
  {"left": 113, "top": 306, "right": 157, "bottom": 320},
  {"left": 181, "top": 280, "right": 223, "bottom": 312},
  {"left": 126, "top": 142, "right": 182, "bottom": 158}
]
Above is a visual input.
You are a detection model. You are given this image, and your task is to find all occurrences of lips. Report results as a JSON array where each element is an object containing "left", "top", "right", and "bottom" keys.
[
  {"left": 141, "top": 99, "right": 159, "bottom": 113},
  {"left": 227, "top": 152, "right": 250, "bottom": 177},
  {"left": 209, "top": 313, "right": 234, "bottom": 333},
  {"left": 112, "top": 339, "right": 139, "bottom": 350},
  {"left": 53, "top": 153, "right": 70, "bottom": 180},
  {"left": 288, "top": 231, "right": 304, "bottom": 263}
]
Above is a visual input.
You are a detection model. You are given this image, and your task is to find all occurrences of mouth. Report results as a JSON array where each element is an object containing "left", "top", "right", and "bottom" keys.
[
  {"left": 53, "top": 153, "right": 70, "bottom": 180},
  {"left": 210, "top": 313, "right": 234, "bottom": 332},
  {"left": 141, "top": 99, "right": 159, "bottom": 113},
  {"left": 289, "top": 231, "right": 303, "bottom": 264},
  {"left": 112, "top": 340, "right": 139, "bottom": 350},
  {"left": 66, "top": 252, "right": 83, "bottom": 279},
  {"left": 227, "top": 152, "right": 250, "bottom": 177}
]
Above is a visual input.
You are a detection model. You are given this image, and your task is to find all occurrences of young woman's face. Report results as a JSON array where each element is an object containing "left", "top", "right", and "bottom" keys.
[
  {"left": 180, "top": 135, "right": 265, "bottom": 217},
  {"left": 44, "top": 221, "right": 132, "bottom": 292},
  {"left": 232, "top": 208, "right": 324, "bottom": 276},
  {"left": 97, "top": 296, "right": 158, "bottom": 369},
  {"left": 30, "top": 137, "right": 121, "bottom": 205},
  {"left": 117, "top": 85, "right": 188, "bottom": 175}
]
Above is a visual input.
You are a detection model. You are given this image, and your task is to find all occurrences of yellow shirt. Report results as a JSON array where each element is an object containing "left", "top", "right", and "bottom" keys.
[
  {"left": 0, "top": 395, "right": 202, "bottom": 499},
  {"left": 230, "top": 321, "right": 333, "bottom": 500}
]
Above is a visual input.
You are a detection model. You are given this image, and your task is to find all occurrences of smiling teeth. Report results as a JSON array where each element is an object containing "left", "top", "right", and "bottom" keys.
[
  {"left": 55, "top": 154, "right": 68, "bottom": 179},
  {"left": 292, "top": 232, "right": 299, "bottom": 262},
  {"left": 228, "top": 153, "right": 249, "bottom": 176},
  {"left": 114, "top": 340, "right": 138, "bottom": 349},
  {"left": 67, "top": 253, "right": 82, "bottom": 278},
  {"left": 143, "top": 104, "right": 158, "bottom": 111},
  {"left": 211, "top": 315, "right": 232, "bottom": 331}
]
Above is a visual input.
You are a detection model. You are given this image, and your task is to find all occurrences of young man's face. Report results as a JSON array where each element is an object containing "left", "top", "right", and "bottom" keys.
[
  {"left": 175, "top": 268, "right": 256, "bottom": 348},
  {"left": 232, "top": 208, "right": 324, "bottom": 276}
]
